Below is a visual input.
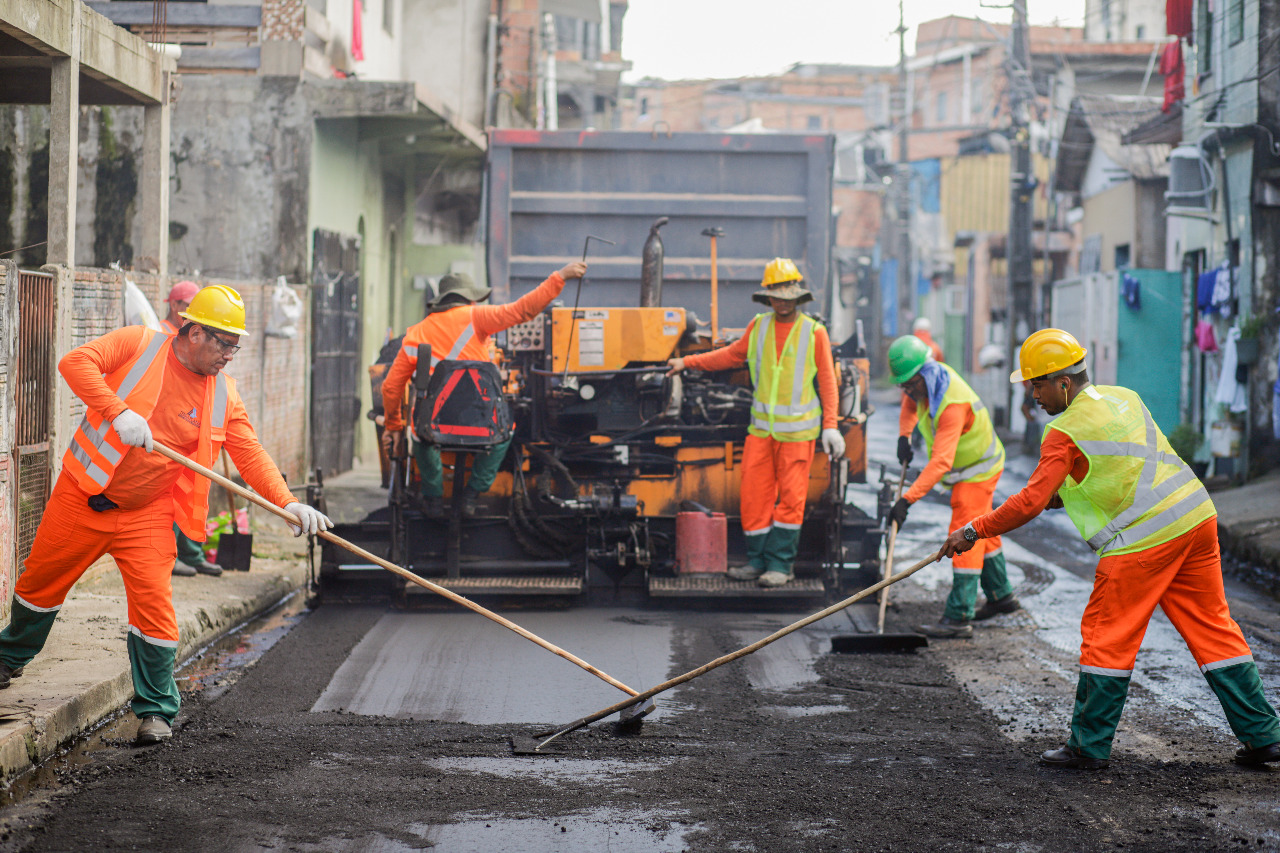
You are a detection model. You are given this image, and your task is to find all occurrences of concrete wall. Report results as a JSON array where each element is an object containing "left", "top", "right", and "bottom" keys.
[
  {"left": 1081, "top": 180, "right": 1137, "bottom": 273},
  {"left": 400, "top": 0, "right": 489, "bottom": 130},
  {"left": 0, "top": 263, "right": 15, "bottom": 621}
]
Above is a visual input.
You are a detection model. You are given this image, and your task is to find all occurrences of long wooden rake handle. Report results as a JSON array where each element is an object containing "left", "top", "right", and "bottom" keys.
[
  {"left": 151, "top": 441, "right": 645, "bottom": 700},
  {"left": 877, "top": 460, "right": 910, "bottom": 634},
  {"left": 534, "top": 548, "right": 943, "bottom": 750}
]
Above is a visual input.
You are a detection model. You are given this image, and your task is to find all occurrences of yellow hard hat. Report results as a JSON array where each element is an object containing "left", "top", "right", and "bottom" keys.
[
  {"left": 761, "top": 258, "right": 802, "bottom": 288},
  {"left": 180, "top": 284, "right": 249, "bottom": 336},
  {"left": 1010, "top": 328, "right": 1087, "bottom": 383}
]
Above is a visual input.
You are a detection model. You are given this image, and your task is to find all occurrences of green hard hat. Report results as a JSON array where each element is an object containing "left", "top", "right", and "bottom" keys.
[{"left": 888, "top": 335, "right": 931, "bottom": 384}]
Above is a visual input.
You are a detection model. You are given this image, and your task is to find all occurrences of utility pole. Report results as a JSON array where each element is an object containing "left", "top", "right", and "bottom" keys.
[
  {"left": 895, "top": 0, "right": 912, "bottom": 337},
  {"left": 1006, "top": 0, "right": 1035, "bottom": 423}
]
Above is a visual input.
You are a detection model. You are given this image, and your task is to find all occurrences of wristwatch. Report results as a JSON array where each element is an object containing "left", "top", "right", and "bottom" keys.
[{"left": 961, "top": 522, "right": 979, "bottom": 543}]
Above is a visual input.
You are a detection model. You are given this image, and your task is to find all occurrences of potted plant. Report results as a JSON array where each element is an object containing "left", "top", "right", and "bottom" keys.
[
  {"left": 1235, "top": 314, "right": 1264, "bottom": 366},
  {"left": 1168, "top": 422, "right": 1207, "bottom": 477}
]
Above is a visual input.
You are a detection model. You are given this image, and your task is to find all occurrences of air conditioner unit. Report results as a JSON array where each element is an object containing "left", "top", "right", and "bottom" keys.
[{"left": 1165, "top": 143, "right": 1214, "bottom": 215}]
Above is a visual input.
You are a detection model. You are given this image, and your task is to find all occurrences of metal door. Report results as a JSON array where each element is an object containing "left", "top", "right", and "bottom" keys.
[
  {"left": 310, "top": 229, "right": 362, "bottom": 480},
  {"left": 15, "top": 270, "right": 55, "bottom": 574}
]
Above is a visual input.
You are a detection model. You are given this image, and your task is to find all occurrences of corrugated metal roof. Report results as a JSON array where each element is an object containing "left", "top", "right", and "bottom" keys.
[{"left": 1055, "top": 94, "right": 1172, "bottom": 193}]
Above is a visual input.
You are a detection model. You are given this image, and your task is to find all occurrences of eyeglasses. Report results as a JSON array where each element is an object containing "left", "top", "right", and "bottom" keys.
[{"left": 202, "top": 326, "right": 241, "bottom": 355}]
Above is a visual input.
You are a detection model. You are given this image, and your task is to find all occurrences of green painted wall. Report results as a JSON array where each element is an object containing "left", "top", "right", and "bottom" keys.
[{"left": 1116, "top": 269, "right": 1183, "bottom": 435}]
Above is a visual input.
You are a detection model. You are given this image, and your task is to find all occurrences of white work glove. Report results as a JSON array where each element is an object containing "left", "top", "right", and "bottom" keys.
[
  {"left": 284, "top": 502, "right": 333, "bottom": 537},
  {"left": 112, "top": 409, "right": 154, "bottom": 452},
  {"left": 820, "top": 428, "right": 846, "bottom": 458}
]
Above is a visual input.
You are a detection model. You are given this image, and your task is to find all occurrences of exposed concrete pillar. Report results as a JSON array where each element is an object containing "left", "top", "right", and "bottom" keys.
[
  {"left": 46, "top": 1, "right": 81, "bottom": 269},
  {"left": 138, "top": 84, "right": 171, "bottom": 276}
]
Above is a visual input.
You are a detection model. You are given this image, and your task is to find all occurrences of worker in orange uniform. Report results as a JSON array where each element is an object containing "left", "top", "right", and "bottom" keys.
[
  {"left": 381, "top": 264, "right": 587, "bottom": 518},
  {"left": 942, "top": 329, "right": 1280, "bottom": 769},
  {"left": 888, "top": 335, "right": 1017, "bottom": 638},
  {"left": 0, "top": 285, "right": 332, "bottom": 746},
  {"left": 160, "top": 280, "right": 199, "bottom": 335},
  {"left": 667, "top": 258, "right": 843, "bottom": 588},
  {"left": 912, "top": 316, "right": 944, "bottom": 363},
  {"left": 160, "top": 280, "right": 225, "bottom": 578}
]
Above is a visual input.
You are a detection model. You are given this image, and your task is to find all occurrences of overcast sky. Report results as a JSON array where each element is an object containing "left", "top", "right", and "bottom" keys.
[{"left": 622, "top": 0, "right": 1089, "bottom": 82}]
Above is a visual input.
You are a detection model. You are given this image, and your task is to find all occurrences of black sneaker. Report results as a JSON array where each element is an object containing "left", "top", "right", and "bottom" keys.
[
  {"left": 915, "top": 617, "right": 973, "bottom": 639},
  {"left": 974, "top": 594, "right": 1021, "bottom": 621},
  {"left": 1234, "top": 742, "right": 1280, "bottom": 766},
  {"left": 1041, "top": 745, "right": 1109, "bottom": 769}
]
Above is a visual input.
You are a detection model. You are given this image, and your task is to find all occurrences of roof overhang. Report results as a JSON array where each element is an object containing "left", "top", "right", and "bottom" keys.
[
  {"left": 309, "top": 79, "right": 486, "bottom": 155},
  {"left": 0, "top": 0, "right": 174, "bottom": 105}
]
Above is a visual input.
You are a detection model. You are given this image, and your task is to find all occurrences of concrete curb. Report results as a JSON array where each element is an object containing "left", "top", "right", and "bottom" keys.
[
  {"left": 0, "top": 558, "right": 307, "bottom": 786},
  {"left": 1213, "top": 471, "right": 1280, "bottom": 580}
]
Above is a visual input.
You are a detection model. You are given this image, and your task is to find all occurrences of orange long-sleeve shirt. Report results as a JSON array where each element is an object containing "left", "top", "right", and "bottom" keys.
[
  {"left": 971, "top": 428, "right": 1090, "bottom": 538},
  {"left": 681, "top": 316, "right": 838, "bottom": 431},
  {"left": 59, "top": 327, "right": 295, "bottom": 511},
  {"left": 898, "top": 396, "right": 975, "bottom": 503},
  {"left": 382, "top": 272, "right": 567, "bottom": 432}
]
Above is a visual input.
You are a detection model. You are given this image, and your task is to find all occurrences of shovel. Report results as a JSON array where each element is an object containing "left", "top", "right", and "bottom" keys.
[
  {"left": 151, "top": 441, "right": 655, "bottom": 727},
  {"left": 830, "top": 461, "right": 927, "bottom": 653},
  {"left": 523, "top": 548, "right": 944, "bottom": 753}
]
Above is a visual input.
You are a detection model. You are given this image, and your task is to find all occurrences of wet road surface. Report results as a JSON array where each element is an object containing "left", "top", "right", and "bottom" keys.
[{"left": 2, "top": 388, "right": 1280, "bottom": 851}]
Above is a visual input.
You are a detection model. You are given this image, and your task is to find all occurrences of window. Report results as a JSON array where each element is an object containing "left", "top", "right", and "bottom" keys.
[
  {"left": 1229, "top": 0, "right": 1244, "bottom": 44},
  {"left": 1199, "top": 0, "right": 1214, "bottom": 73},
  {"left": 639, "top": 97, "right": 648, "bottom": 116},
  {"left": 935, "top": 91, "right": 947, "bottom": 124},
  {"left": 382, "top": 0, "right": 393, "bottom": 36},
  {"left": 1114, "top": 244, "right": 1131, "bottom": 270},
  {"left": 1135, "top": 24, "right": 1145, "bottom": 39},
  {"left": 807, "top": 115, "right": 822, "bottom": 130}
]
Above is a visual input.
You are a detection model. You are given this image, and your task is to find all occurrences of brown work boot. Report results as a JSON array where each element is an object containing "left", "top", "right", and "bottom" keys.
[
  {"left": 0, "top": 663, "right": 22, "bottom": 690},
  {"left": 172, "top": 560, "right": 197, "bottom": 577},
  {"left": 135, "top": 715, "right": 172, "bottom": 746},
  {"left": 916, "top": 617, "right": 973, "bottom": 639},
  {"left": 974, "top": 594, "right": 1020, "bottom": 621},
  {"left": 1041, "top": 745, "right": 1109, "bottom": 769},
  {"left": 1235, "top": 742, "right": 1280, "bottom": 766}
]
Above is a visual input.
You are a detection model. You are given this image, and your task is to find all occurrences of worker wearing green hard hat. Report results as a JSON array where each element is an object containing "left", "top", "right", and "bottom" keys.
[{"left": 887, "top": 334, "right": 1018, "bottom": 638}]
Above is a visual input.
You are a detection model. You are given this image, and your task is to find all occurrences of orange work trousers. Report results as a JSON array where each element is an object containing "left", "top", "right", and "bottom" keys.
[
  {"left": 740, "top": 434, "right": 815, "bottom": 536},
  {"left": 949, "top": 474, "right": 1003, "bottom": 572},
  {"left": 1080, "top": 517, "right": 1251, "bottom": 673},
  {"left": 18, "top": 472, "right": 180, "bottom": 646}
]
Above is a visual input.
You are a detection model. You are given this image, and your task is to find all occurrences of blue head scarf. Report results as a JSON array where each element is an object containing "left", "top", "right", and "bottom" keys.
[{"left": 916, "top": 359, "right": 951, "bottom": 418}]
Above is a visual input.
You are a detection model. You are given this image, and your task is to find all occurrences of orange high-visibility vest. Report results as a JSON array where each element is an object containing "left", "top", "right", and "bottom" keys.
[
  {"left": 399, "top": 305, "right": 492, "bottom": 378},
  {"left": 160, "top": 319, "right": 179, "bottom": 335},
  {"left": 62, "top": 328, "right": 233, "bottom": 541}
]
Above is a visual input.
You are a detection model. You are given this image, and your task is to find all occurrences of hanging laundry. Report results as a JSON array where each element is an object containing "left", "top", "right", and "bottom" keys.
[
  {"left": 1166, "top": 0, "right": 1193, "bottom": 37},
  {"left": 1197, "top": 269, "right": 1218, "bottom": 314},
  {"left": 1160, "top": 40, "right": 1185, "bottom": 112},
  {"left": 1122, "top": 272, "right": 1141, "bottom": 310},
  {"left": 352, "top": 0, "right": 365, "bottom": 62},
  {"left": 1195, "top": 319, "right": 1219, "bottom": 353},
  {"left": 1211, "top": 263, "right": 1235, "bottom": 318},
  {"left": 1214, "top": 327, "right": 1248, "bottom": 413}
]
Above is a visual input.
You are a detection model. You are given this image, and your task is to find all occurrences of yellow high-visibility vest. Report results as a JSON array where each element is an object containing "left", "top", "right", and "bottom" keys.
[
  {"left": 1048, "top": 385, "right": 1214, "bottom": 556},
  {"left": 916, "top": 363, "right": 1004, "bottom": 486},
  {"left": 746, "top": 313, "right": 822, "bottom": 442}
]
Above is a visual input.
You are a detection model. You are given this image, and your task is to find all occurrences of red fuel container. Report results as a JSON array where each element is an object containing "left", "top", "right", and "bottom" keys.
[{"left": 675, "top": 511, "right": 727, "bottom": 573}]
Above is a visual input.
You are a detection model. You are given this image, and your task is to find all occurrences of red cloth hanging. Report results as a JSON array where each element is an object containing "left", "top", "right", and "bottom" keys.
[
  {"left": 1160, "top": 40, "right": 1185, "bottom": 112},
  {"left": 352, "top": 0, "right": 365, "bottom": 62},
  {"left": 1166, "top": 0, "right": 1193, "bottom": 37}
]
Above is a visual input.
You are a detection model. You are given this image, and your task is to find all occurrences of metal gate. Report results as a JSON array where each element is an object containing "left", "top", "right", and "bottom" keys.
[
  {"left": 310, "top": 229, "right": 362, "bottom": 480},
  {"left": 16, "top": 271, "right": 55, "bottom": 571}
]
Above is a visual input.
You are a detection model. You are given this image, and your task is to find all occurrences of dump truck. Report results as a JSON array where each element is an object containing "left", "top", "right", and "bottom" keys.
[{"left": 315, "top": 130, "right": 882, "bottom": 602}]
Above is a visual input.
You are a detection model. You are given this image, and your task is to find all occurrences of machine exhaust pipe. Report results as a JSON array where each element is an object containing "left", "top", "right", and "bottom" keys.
[{"left": 640, "top": 216, "right": 669, "bottom": 307}]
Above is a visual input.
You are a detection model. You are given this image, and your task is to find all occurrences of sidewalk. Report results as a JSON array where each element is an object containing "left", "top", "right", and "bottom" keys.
[
  {"left": 0, "top": 522, "right": 308, "bottom": 784},
  {"left": 1212, "top": 469, "right": 1280, "bottom": 578}
]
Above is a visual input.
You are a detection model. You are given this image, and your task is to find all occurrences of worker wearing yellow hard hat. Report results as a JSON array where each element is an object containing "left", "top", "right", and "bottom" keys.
[
  {"left": 0, "top": 284, "right": 331, "bottom": 747},
  {"left": 668, "top": 258, "right": 845, "bottom": 588},
  {"left": 941, "top": 328, "right": 1280, "bottom": 769}
]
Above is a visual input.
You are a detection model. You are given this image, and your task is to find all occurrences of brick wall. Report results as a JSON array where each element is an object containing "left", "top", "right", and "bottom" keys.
[{"left": 61, "top": 269, "right": 311, "bottom": 486}]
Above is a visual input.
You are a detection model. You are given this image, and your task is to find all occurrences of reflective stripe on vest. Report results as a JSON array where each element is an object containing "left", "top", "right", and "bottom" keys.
[
  {"left": 403, "top": 307, "right": 488, "bottom": 381},
  {"left": 917, "top": 364, "right": 1005, "bottom": 486},
  {"left": 61, "top": 329, "right": 234, "bottom": 540},
  {"left": 746, "top": 313, "right": 822, "bottom": 441},
  {"left": 1051, "top": 385, "right": 1213, "bottom": 556}
]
